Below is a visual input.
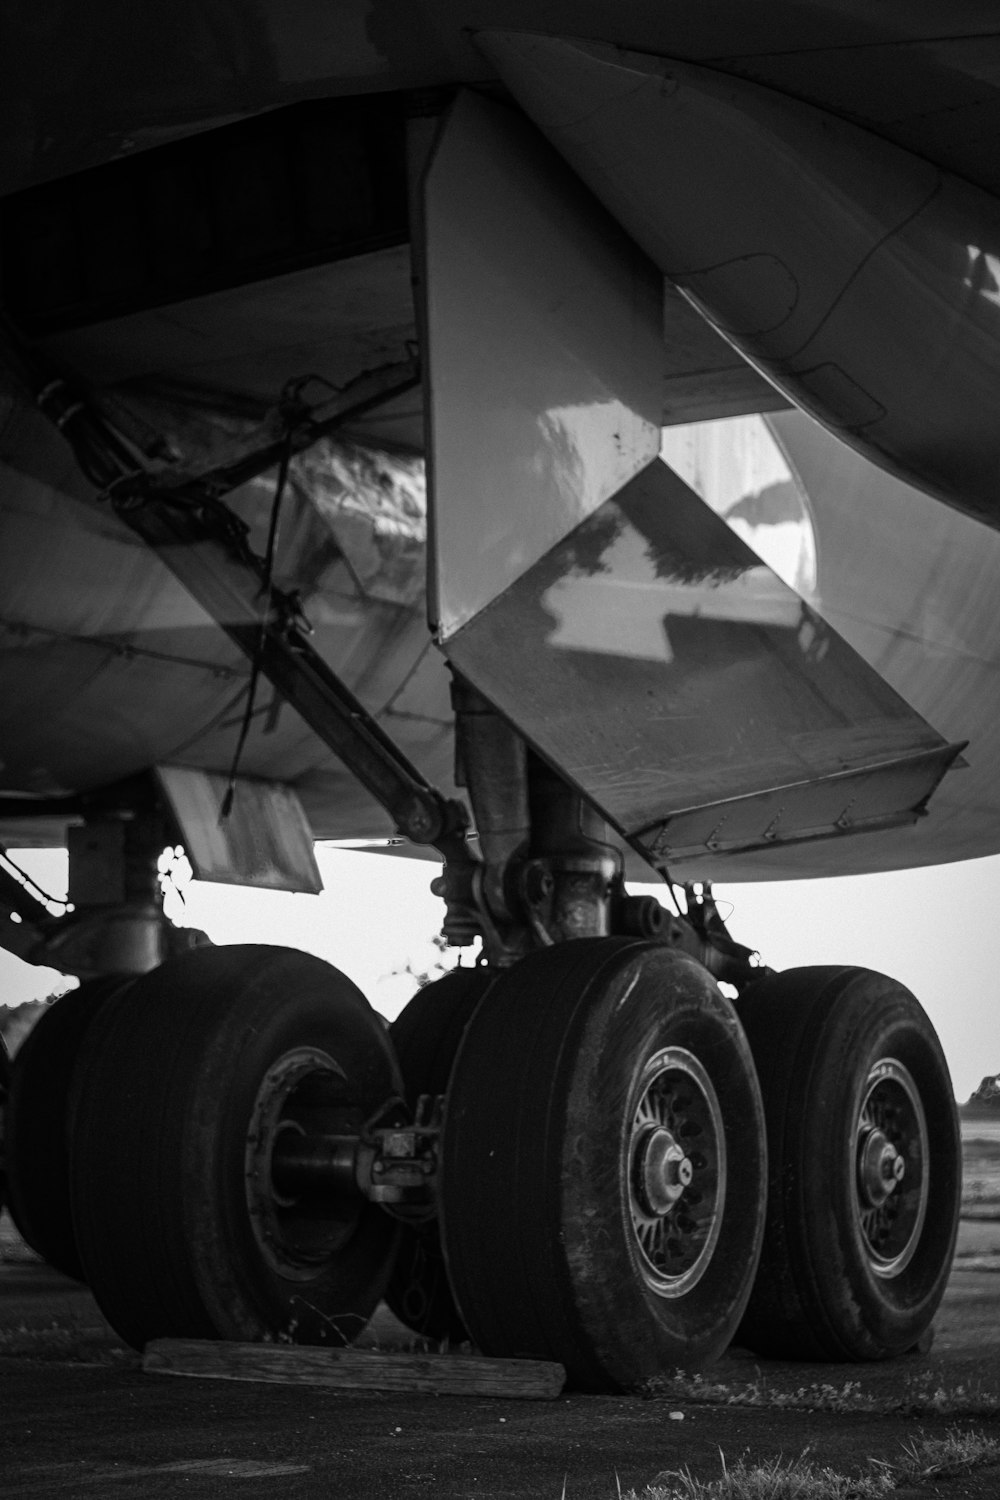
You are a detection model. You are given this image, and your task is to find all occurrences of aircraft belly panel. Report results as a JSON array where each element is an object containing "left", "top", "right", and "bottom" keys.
[
  {"left": 423, "top": 92, "right": 663, "bottom": 638},
  {"left": 442, "top": 457, "right": 956, "bottom": 873}
]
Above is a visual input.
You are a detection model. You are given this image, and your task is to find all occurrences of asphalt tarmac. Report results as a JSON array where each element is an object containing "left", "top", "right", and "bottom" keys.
[{"left": 2, "top": 1215, "right": 999, "bottom": 1500}]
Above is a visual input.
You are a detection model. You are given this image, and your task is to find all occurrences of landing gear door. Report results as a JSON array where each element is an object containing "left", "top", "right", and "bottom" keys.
[
  {"left": 420, "top": 90, "right": 664, "bottom": 640},
  {"left": 418, "top": 90, "right": 959, "bottom": 879}
]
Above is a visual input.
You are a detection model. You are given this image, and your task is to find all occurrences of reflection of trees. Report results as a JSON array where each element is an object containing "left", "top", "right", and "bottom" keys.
[
  {"left": 618, "top": 464, "right": 754, "bottom": 586},
  {"left": 536, "top": 412, "right": 587, "bottom": 523},
  {"left": 726, "top": 478, "right": 803, "bottom": 527}
]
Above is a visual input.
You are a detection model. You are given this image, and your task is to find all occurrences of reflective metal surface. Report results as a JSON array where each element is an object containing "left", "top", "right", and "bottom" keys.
[
  {"left": 660, "top": 417, "right": 817, "bottom": 601},
  {"left": 423, "top": 91, "right": 663, "bottom": 638},
  {"left": 444, "top": 456, "right": 951, "bottom": 862}
]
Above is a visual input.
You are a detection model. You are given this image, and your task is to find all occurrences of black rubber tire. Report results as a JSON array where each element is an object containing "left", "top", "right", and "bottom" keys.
[
  {"left": 385, "top": 968, "right": 495, "bottom": 1342},
  {"left": 440, "top": 938, "right": 766, "bottom": 1391},
  {"left": 69, "top": 946, "right": 403, "bottom": 1351},
  {"left": 735, "top": 966, "right": 961, "bottom": 1361},
  {"left": 6, "top": 978, "right": 131, "bottom": 1279}
]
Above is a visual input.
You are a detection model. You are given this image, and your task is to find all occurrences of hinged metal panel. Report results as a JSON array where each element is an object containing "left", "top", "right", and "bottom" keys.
[
  {"left": 443, "top": 457, "right": 959, "bottom": 878},
  {"left": 422, "top": 90, "right": 663, "bottom": 639},
  {"left": 155, "top": 766, "right": 322, "bottom": 893}
]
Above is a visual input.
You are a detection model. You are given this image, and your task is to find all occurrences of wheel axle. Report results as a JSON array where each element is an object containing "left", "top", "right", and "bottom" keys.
[{"left": 267, "top": 1115, "right": 441, "bottom": 1210}]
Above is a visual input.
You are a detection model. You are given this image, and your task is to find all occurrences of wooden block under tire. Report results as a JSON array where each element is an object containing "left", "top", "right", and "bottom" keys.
[{"left": 142, "top": 1339, "right": 565, "bottom": 1399}]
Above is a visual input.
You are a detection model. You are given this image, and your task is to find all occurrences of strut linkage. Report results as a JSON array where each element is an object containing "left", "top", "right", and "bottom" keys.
[
  {"left": 680, "top": 882, "right": 767, "bottom": 989},
  {"left": 22, "top": 351, "right": 482, "bottom": 944}
]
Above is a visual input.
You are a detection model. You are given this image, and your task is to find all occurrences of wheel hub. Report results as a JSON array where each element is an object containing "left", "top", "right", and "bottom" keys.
[
  {"left": 853, "top": 1058, "right": 929, "bottom": 1279},
  {"left": 636, "top": 1127, "right": 694, "bottom": 1214},
  {"left": 627, "top": 1047, "right": 725, "bottom": 1298},
  {"left": 857, "top": 1127, "right": 905, "bottom": 1208}
]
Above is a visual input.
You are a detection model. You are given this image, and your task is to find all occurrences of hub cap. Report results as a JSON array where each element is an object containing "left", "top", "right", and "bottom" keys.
[
  {"left": 627, "top": 1047, "right": 725, "bottom": 1297},
  {"left": 854, "top": 1058, "right": 929, "bottom": 1278}
]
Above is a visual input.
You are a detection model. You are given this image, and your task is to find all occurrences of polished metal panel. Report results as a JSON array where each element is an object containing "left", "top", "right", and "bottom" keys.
[
  {"left": 482, "top": 32, "right": 1000, "bottom": 530},
  {"left": 660, "top": 416, "right": 817, "bottom": 601},
  {"left": 443, "top": 457, "right": 953, "bottom": 867},
  {"left": 422, "top": 90, "right": 663, "bottom": 638}
]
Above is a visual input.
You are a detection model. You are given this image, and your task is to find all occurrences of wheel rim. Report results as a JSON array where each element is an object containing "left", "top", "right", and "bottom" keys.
[
  {"left": 627, "top": 1046, "right": 726, "bottom": 1298},
  {"left": 244, "top": 1045, "right": 362, "bottom": 1281},
  {"left": 854, "top": 1058, "right": 929, "bottom": 1279}
]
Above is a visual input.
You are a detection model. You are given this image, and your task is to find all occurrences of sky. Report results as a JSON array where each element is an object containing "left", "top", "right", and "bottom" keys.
[{"left": 1, "top": 844, "right": 997, "bottom": 1101}]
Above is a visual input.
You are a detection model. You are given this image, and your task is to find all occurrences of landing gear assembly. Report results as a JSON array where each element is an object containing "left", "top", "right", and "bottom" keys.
[
  {"left": 0, "top": 714, "right": 961, "bottom": 1390},
  {"left": 0, "top": 333, "right": 960, "bottom": 1389}
]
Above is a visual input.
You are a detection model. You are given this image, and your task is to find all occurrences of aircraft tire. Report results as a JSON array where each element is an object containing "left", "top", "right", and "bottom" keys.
[
  {"left": 385, "top": 967, "right": 495, "bottom": 1343},
  {"left": 69, "top": 945, "right": 402, "bottom": 1350},
  {"left": 5, "top": 977, "right": 130, "bottom": 1279},
  {"left": 440, "top": 938, "right": 767, "bottom": 1391},
  {"left": 735, "top": 966, "right": 960, "bottom": 1361}
]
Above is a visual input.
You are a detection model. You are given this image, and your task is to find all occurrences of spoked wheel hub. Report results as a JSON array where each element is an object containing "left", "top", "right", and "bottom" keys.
[
  {"left": 628, "top": 1048, "right": 724, "bottom": 1297},
  {"left": 854, "top": 1059, "right": 928, "bottom": 1278}
]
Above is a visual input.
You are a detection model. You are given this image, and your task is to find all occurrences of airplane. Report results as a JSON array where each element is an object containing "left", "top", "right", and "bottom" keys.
[{"left": 0, "top": 4, "right": 994, "bottom": 1391}]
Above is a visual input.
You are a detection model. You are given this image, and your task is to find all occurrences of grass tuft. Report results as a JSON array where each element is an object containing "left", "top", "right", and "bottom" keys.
[
  {"left": 875, "top": 1426, "right": 1000, "bottom": 1483},
  {"left": 610, "top": 1428, "right": 1000, "bottom": 1500},
  {"left": 622, "top": 1453, "right": 893, "bottom": 1500}
]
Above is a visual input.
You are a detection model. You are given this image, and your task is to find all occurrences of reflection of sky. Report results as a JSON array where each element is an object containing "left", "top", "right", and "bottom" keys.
[
  {"left": 966, "top": 246, "right": 1000, "bottom": 307},
  {"left": 535, "top": 398, "right": 657, "bottom": 519},
  {"left": 543, "top": 513, "right": 803, "bottom": 660},
  {"left": 660, "top": 415, "right": 817, "bottom": 597}
]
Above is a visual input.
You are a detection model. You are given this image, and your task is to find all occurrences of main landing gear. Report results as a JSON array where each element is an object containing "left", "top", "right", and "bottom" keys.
[{"left": 0, "top": 715, "right": 961, "bottom": 1392}]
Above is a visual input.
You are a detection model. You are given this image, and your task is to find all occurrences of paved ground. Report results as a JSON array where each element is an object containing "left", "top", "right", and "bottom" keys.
[{"left": 2, "top": 1215, "right": 999, "bottom": 1499}]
